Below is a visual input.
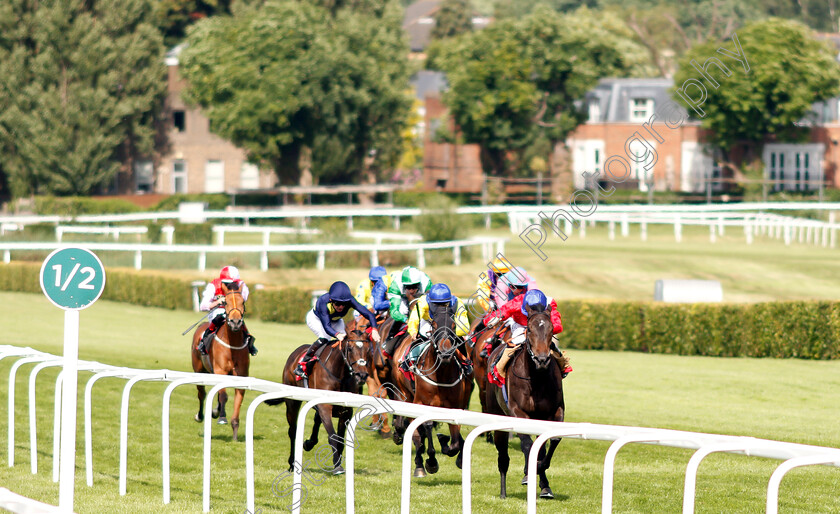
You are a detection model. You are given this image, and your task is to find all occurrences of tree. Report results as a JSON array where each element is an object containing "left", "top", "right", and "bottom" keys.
[
  {"left": 179, "top": 0, "right": 412, "bottom": 185},
  {"left": 432, "top": 0, "right": 473, "bottom": 40},
  {"left": 0, "top": 0, "right": 167, "bottom": 197},
  {"left": 154, "top": 0, "right": 233, "bottom": 48},
  {"left": 672, "top": 18, "right": 840, "bottom": 179},
  {"left": 434, "top": 5, "right": 653, "bottom": 176}
]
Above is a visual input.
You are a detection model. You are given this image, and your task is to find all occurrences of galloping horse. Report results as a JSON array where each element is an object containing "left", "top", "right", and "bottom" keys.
[
  {"left": 190, "top": 281, "right": 250, "bottom": 441},
  {"left": 486, "top": 309, "right": 564, "bottom": 499},
  {"left": 275, "top": 329, "right": 371, "bottom": 474},
  {"left": 468, "top": 316, "right": 510, "bottom": 443},
  {"left": 392, "top": 301, "right": 474, "bottom": 477}
]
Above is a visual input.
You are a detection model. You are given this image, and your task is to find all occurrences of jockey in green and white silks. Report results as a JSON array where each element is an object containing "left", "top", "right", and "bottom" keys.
[{"left": 381, "top": 266, "right": 432, "bottom": 356}]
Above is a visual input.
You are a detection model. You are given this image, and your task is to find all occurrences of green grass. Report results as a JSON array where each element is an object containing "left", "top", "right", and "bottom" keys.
[{"left": 2, "top": 292, "right": 840, "bottom": 513}]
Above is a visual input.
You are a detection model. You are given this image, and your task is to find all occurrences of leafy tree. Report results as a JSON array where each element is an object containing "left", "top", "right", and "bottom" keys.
[
  {"left": 672, "top": 18, "right": 840, "bottom": 179},
  {"left": 180, "top": 0, "right": 412, "bottom": 185},
  {"left": 154, "top": 0, "right": 233, "bottom": 48},
  {"left": 432, "top": 0, "right": 473, "bottom": 40},
  {"left": 0, "top": 0, "right": 167, "bottom": 197},
  {"left": 435, "top": 5, "right": 652, "bottom": 176}
]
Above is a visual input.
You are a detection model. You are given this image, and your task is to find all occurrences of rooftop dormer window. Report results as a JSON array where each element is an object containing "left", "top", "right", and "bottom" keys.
[{"left": 629, "top": 98, "right": 654, "bottom": 123}]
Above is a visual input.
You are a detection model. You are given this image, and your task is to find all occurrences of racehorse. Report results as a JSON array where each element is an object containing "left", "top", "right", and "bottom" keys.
[
  {"left": 392, "top": 300, "right": 474, "bottom": 477},
  {"left": 486, "top": 309, "right": 565, "bottom": 499},
  {"left": 190, "top": 281, "right": 250, "bottom": 441},
  {"left": 274, "top": 328, "right": 371, "bottom": 474}
]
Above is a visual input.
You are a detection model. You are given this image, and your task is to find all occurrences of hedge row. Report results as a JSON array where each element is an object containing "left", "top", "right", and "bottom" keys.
[
  {"left": 3, "top": 261, "right": 837, "bottom": 359},
  {"left": 0, "top": 262, "right": 312, "bottom": 324},
  {"left": 558, "top": 300, "right": 840, "bottom": 359}
]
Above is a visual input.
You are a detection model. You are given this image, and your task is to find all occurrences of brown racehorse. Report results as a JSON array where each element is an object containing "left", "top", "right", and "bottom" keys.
[
  {"left": 391, "top": 301, "right": 474, "bottom": 477},
  {"left": 486, "top": 309, "right": 564, "bottom": 500},
  {"left": 190, "top": 281, "right": 250, "bottom": 441},
  {"left": 274, "top": 329, "right": 371, "bottom": 474}
]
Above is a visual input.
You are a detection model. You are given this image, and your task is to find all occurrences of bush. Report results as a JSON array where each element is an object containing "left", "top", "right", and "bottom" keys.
[
  {"left": 151, "top": 194, "right": 229, "bottom": 211},
  {"left": 414, "top": 194, "right": 467, "bottom": 242},
  {"left": 34, "top": 196, "right": 143, "bottom": 215},
  {"left": 172, "top": 222, "right": 213, "bottom": 244}
]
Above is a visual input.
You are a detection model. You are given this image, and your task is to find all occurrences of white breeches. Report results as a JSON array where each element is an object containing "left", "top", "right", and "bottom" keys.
[
  {"left": 306, "top": 310, "right": 346, "bottom": 340},
  {"left": 507, "top": 318, "right": 526, "bottom": 345}
]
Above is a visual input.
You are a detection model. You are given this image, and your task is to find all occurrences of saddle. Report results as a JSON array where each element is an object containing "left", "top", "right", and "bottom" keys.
[
  {"left": 398, "top": 340, "right": 429, "bottom": 382},
  {"left": 295, "top": 343, "right": 331, "bottom": 381},
  {"left": 382, "top": 324, "right": 408, "bottom": 358}
]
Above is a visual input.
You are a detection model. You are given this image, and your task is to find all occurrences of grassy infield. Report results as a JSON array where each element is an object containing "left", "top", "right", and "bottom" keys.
[{"left": 2, "top": 224, "right": 840, "bottom": 512}]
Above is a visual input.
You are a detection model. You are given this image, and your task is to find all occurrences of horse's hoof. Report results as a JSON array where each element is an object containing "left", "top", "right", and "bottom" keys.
[
  {"left": 424, "top": 459, "right": 439, "bottom": 475},
  {"left": 412, "top": 467, "right": 426, "bottom": 478},
  {"left": 521, "top": 474, "right": 528, "bottom": 485},
  {"left": 194, "top": 413, "right": 203, "bottom": 423},
  {"left": 540, "top": 487, "right": 554, "bottom": 499},
  {"left": 303, "top": 440, "right": 317, "bottom": 452},
  {"left": 379, "top": 429, "right": 392, "bottom": 439},
  {"left": 485, "top": 433, "right": 493, "bottom": 444},
  {"left": 217, "top": 417, "right": 228, "bottom": 425},
  {"left": 455, "top": 454, "right": 463, "bottom": 469},
  {"left": 393, "top": 434, "right": 403, "bottom": 445},
  {"left": 333, "top": 465, "right": 345, "bottom": 475}
]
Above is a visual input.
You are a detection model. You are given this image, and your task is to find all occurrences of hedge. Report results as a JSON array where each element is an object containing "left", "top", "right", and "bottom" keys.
[
  {"left": 3, "top": 261, "right": 838, "bottom": 359},
  {"left": 0, "top": 262, "right": 311, "bottom": 324}
]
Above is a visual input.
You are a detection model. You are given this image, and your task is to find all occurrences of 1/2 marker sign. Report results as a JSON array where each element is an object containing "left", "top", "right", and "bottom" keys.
[{"left": 40, "top": 247, "right": 106, "bottom": 310}]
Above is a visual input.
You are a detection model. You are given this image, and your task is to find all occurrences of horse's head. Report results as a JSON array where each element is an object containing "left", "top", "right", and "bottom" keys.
[
  {"left": 343, "top": 329, "right": 370, "bottom": 384},
  {"left": 525, "top": 309, "right": 553, "bottom": 370},
  {"left": 429, "top": 301, "right": 459, "bottom": 364},
  {"left": 221, "top": 282, "right": 245, "bottom": 333}
]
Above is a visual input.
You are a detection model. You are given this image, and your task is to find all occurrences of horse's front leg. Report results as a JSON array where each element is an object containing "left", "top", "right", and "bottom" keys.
[
  {"left": 303, "top": 408, "right": 323, "bottom": 452},
  {"left": 411, "top": 420, "right": 427, "bottom": 477},
  {"left": 366, "top": 376, "right": 391, "bottom": 437},
  {"left": 213, "top": 388, "right": 228, "bottom": 424},
  {"left": 493, "top": 429, "right": 511, "bottom": 499},
  {"left": 195, "top": 385, "right": 206, "bottom": 423},
  {"left": 230, "top": 388, "right": 245, "bottom": 441},
  {"left": 317, "top": 406, "right": 345, "bottom": 475},
  {"left": 423, "top": 421, "right": 438, "bottom": 474}
]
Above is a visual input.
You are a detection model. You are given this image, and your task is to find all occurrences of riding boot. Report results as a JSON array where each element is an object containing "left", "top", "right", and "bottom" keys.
[
  {"left": 550, "top": 344, "right": 572, "bottom": 378},
  {"left": 198, "top": 326, "right": 216, "bottom": 355},
  {"left": 294, "top": 338, "right": 328, "bottom": 379},
  {"left": 244, "top": 330, "right": 258, "bottom": 356},
  {"left": 488, "top": 344, "right": 517, "bottom": 386}
]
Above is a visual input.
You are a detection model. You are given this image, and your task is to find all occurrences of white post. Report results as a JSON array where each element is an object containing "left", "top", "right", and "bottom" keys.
[
  {"left": 59, "top": 310, "right": 80, "bottom": 512},
  {"left": 564, "top": 219, "right": 573, "bottom": 237},
  {"left": 216, "top": 229, "right": 225, "bottom": 246},
  {"left": 416, "top": 248, "right": 426, "bottom": 269},
  {"left": 621, "top": 214, "right": 629, "bottom": 237},
  {"left": 580, "top": 221, "right": 586, "bottom": 239},
  {"left": 608, "top": 221, "right": 615, "bottom": 241},
  {"left": 709, "top": 223, "right": 716, "bottom": 243},
  {"left": 261, "top": 251, "right": 268, "bottom": 271},
  {"left": 4, "top": 250, "right": 9, "bottom": 263},
  {"left": 393, "top": 216, "right": 400, "bottom": 230},
  {"left": 640, "top": 220, "right": 647, "bottom": 241},
  {"left": 134, "top": 251, "right": 142, "bottom": 270},
  {"left": 198, "top": 252, "right": 206, "bottom": 272},
  {"left": 784, "top": 224, "right": 792, "bottom": 246},
  {"left": 370, "top": 250, "right": 379, "bottom": 267},
  {"left": 744, "top": 224, "right": 753, "bottom": 245},
  {"left": 317, "top": 250, "right": 326, "bottom": 270},
  {"left": 56, "top": 227, "right": 63, "bottom": 242},
  {"left": 674, "top": 216, "right": 682, "bottom": 243},
  {"left": 453, "top": 246, "right": 461, "bottom": 266},
  {"left": 262, "top": 231, "right": 270, "bottom": 247},
  {"left": 717, "top": 216, "right": 724, "bottom": 236},
  {"left": 164, "top": 226, "right": 174, "bottom": 245}
]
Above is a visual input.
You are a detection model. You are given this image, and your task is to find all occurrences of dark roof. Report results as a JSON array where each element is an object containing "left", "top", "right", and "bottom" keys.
[
  {"left": 586, "top": 78, "right": 689, "bottom": 123},
  {"left": 403, "top": 0, "right": 441, "bottom": 26},
  {"left": 410, "top": 70, "right": 448, "bottom": 100},
  {"left": 403, "top": 1, "right": 440, "bottom": 52}
]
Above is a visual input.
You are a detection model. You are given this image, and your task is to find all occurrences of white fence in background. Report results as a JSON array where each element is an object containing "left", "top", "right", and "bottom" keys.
[
  {"left": 211, "top": 225, "right": 422, "bottom": 246},
  {"left": 2, "top": 344, "right": 840, "bottom": 514},
  {"left": 55, "top": 225, "right": 175, "bottom": 244},
  {"left": 509, "top": 210, "right": 840, "bottom": 248},
  {"left": 0, "top": 237, "right": 506, "bottom": 271}
]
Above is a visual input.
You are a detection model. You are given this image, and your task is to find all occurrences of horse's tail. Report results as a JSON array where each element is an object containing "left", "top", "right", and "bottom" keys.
[{"left": 264, "top": 397, "right": 285, "bottom": 407}]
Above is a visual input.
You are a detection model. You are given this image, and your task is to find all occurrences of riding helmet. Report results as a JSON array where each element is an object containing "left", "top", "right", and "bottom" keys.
[
  {"left": 503, "top": 267, "right": 529, "bottom": 287},
  {"left": 220, "top": 265, "right": 240, "bottom": 282},
  {"left": 521, "top": 289, "right": 548, "bottom": 316},
  {"left": 369, "top": 266, "right": 387, "bottom": 282},
  {"left": 428, "top": 283, "right": 452, "bottom": 303},
  {"left": 329, "top": 281, "right": 353, "bottom": 302},
  {"left": 401, "top": 266, "right": 422, "bottom": 287}
]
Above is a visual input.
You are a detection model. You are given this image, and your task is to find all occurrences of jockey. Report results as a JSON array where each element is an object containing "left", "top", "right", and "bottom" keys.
[
  {"left": 472, "top": 267, "right": 533, "bottom": 358},
  {"left": 382, "top": 266, "right": 432, "bottom": 356},
  {"left": 369, "top": 269, "right": 394, "bottom": 316},
  {"left": 197, "top": 265, "right": 257, "bottom": 356},
  {"left": 401, "top": 283, "right": 472, "bottom": 373},
  {"left": 474, "top": 257, "right": 511, "bottom": 313},
  {"left": 355, "top": 266, "right": 388, "bottom": 311},
  {"left": 295, "top": 281, "right": 381, "bottom": 379},
  {"left": 485, "top": 289, "right": 571, "bottom": 387},
  {"left": 496, "top": 266, "right": 538, "bottom": 304},
  {"left": 406, "top": 283, "right": 470, "bottom": 343}
]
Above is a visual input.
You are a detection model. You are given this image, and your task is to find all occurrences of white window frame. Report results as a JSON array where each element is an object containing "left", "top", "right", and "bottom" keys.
[
  {"left": 172, "top": 159, "right": 188, "bottom": 194},
  {"left": 240, "top": 162, "right": 260, "bottom": 190},
  {"left": 763, "top": 144, "right": 824, "bottom": 192},
  {"left": 588, "top": 100, "right": 601, "bottom": 123},
  {"left": 204, "top": 159, "right": 225, "bottom": 193},
  {"left": 629, "top": 98, "right": 654, "bottom": 123}
]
